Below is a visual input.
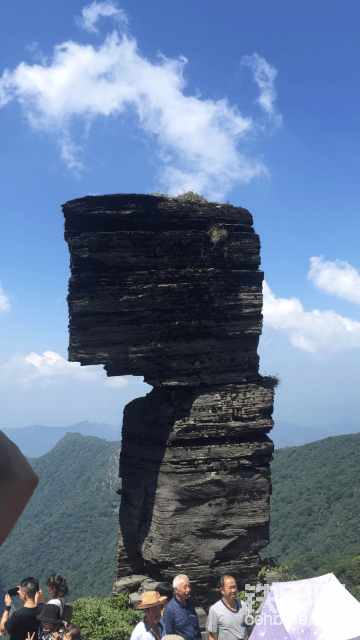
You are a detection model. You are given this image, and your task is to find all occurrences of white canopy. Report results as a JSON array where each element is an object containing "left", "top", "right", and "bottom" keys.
[{"left": 250, "top": 573, "right": 360, "bottom": 640}]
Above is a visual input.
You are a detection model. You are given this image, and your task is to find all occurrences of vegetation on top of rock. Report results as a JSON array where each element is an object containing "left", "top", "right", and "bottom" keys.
[
  {"left": 150, "top": 190, "right": 233, "bottom": 205},
  {"left": 259, "top": 374, "right": 281, "bottom": 388},
  {"left": 172, "top": 191, "right": 209, "bottom": 203},
  {"left": 150, "top": 190, "right": 209, "bottom": 202}
]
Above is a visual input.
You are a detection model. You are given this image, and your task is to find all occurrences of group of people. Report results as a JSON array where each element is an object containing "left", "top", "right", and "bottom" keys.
[
  {"left": 1, "top": 572, "right": 249, "bottom": 640},
  {"left": 0, "top": 575, "right": 82, "bottom": 640},
  {"left": 131, "top": 573, "right": 250, "bottom": 640}
]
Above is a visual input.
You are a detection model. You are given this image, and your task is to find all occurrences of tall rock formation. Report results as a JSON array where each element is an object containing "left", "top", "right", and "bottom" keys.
[{"left": 62, "top": 193, "right": 274, "bottom": 605}]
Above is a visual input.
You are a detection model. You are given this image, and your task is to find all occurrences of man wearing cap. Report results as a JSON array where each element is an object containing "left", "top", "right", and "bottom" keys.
[
  {"left": 0, "top": 578, "right": 45, "bottom": 640},
  {"left": 206, "top": 575, "right": 249, "bottom": 640},
  {"left": 162, "top": 575, "right": 201, "bottom": 640},
  {"left": 131, "top": 591, "right": 167, "bottom": 640}
]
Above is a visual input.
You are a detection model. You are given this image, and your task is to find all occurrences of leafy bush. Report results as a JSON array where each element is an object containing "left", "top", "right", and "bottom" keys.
[
  {"left": 258, "top": 561, "right": 296, "bottom": 583},
  {"left": 71, "top": 593, "right": 142, "bottom": 640}
]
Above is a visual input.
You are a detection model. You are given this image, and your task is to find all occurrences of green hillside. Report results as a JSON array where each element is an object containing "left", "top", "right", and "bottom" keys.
[
  {"left": 0, "top": 433, "right": 121, "bottom": 601},
  {"left": 263, "top": 432, "right": 360, "bottom": 570}
]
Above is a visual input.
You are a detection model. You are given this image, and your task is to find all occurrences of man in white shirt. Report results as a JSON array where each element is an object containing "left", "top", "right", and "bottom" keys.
[
  {"left": 207, "top": 575, "right": 248, "bottom": 640},
  {"left": 131, "top": 591, "right": 167, "bottom": 640}
]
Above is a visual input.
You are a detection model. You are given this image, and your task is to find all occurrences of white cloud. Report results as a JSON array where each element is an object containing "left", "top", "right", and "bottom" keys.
[
  {"left": 0, "top": 2, "right": 281, "bottom": 200},
  {"left": 0, "top": 284, "right": 10, "bottom": 314},
  {"left": 262, "top": 281, "right": 360, "bottom": 356},
  {"left": 241, "top": 53, "right": 282, "bottom": 126},
  {"left": 308, "top": 256, "right": 360, "bottom": 306},
  {"left": 75, "top": 1, "right": 127, "bottom": 34},
  {"left": 0, "top": 350, "right": 127, "bottom": 387},
  {"left": 59, "top": 132, "right": 86, "bottom": 175}
]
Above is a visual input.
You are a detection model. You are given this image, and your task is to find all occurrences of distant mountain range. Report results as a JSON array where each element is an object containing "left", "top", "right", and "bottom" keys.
[
  {"left": 270, "top": 420, "right": 360, "bottom": 448},
  {"left": 2, "top": 419, "right": 359, "bottom": 457},
  {"left": 2, "top": 421, "right": 122, "bottom": 457}
]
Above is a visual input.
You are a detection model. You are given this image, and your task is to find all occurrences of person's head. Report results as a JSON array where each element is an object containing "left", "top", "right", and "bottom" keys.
[
  {"left": 155, "top": 582, "right": 173, "bottom": 609},
  {"left": 63, "top": 625, "right": 82, "bottom": 640},
  {"left": 145, "top": 604, "right": 163, "bottom": 626},
  {"left": 220, "top": 575, "right": 237, "bottom": 602},
  {"left": 18, "top": 577, "right": 39, "bottom": 603},
  {"left": 135, "top": 591, "right": 167, "bottom": 625},
  {"left": 36, "top": 604, "right": 63, "bottom": 632},
  {"left": 173, "top": 575, "right": 191, "bottom": 603},
  {"left": 46, "top": 574, "right": 69, "bottom": 598}
]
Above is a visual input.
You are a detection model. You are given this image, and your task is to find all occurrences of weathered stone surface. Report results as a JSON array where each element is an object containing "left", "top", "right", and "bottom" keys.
[
  {"left": 195, "top": 608, "right": 208, "bottom": 632},
  {"left": 139, "top": 579, "right": 160, "bottom": 593},
  {"left": 129, "top": 592, "right": 142, "bottom": 607},
  {"left": 116, "top": 382, "right": 273, "bottom": 604},
  {"left": 62, "top": 194, "right": 274, "bottom": 608},
  {"left": 113, "top": 575, "right": 147, "bottom": 593},
  {"left": 64, "top": 194, "right": 263, "bottom": 387}
]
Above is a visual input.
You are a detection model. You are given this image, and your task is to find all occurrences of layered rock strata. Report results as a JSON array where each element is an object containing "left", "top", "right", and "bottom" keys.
[{"left": 62, "top": 194, "right": 274, "bottom": 606}]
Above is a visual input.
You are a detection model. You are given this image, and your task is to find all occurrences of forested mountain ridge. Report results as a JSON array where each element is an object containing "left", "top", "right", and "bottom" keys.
[
  {"left": 264, "top": 432, "right": 360, "bottom": 562},
  {"left": 0, "top": 433, "right": 121, "bottom": 601}
]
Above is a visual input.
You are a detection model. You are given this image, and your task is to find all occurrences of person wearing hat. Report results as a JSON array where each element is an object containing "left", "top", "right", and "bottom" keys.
[
  {"left": 0, "top": 578, "right": 45, "bottom": 640},
  {"left": 36, "top": 604, "right": 67, "bottom": 640},
  {"left": 130, "top": 591, "right": 167, "bottom": 640}
]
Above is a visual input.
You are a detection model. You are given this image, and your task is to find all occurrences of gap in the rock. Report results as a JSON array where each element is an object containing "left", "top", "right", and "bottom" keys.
[{"left": 115, "top": 375, "right": 153, "bottom": 438}]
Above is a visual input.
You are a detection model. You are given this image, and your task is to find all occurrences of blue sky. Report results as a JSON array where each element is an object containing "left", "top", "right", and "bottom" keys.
[{"left": 1, "top": 0, "right": 360, "bottom": 431}]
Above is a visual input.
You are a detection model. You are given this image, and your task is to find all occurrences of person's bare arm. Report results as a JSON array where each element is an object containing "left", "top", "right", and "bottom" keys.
[
  {"left": 0, "top": 594, "right": 11, "bottom": 636},
  {"left": 208, "top": 633, "right": 217, "bottom": 640},
  {"left": 0, "top": 431, "right": 39, "bottom": 546}
]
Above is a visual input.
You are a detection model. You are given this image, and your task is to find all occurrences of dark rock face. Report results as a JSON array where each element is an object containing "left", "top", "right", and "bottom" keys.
[{"left": 62, "top": 194, "right": 274, "bottom": 606}]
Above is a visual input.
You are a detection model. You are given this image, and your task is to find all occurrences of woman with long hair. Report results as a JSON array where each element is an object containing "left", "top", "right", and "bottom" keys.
[
  {"left": 37, "top": 574, "right": 69, "bottom": 619},
  {"left": 46, "top": 574, "right": 69, "bottom": 616}
]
